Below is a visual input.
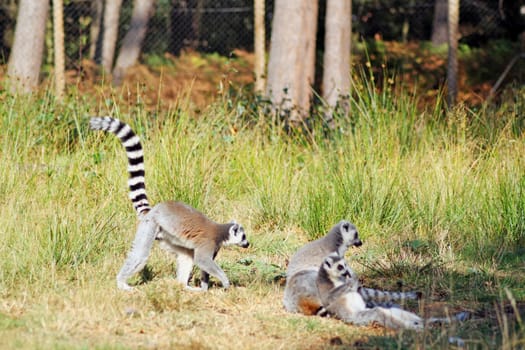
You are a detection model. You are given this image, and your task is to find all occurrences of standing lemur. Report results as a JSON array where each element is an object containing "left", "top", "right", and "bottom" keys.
[
  {"left": 283, "top": 220, "right": 419, "bottom": 315},
  {"left": 90, "top": 116, "right": 249, "bottom": 291}
]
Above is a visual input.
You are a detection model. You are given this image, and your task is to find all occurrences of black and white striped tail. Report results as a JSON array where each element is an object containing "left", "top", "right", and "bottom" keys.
[
  {"left": 316, "top": 306, "right": 330, "bottom": 318},
  {"left": 90, "top": 116, "right": 151, "bottom": 217},
  {"left": 358, "top": 287, "right": 421, "bottom": 303}
]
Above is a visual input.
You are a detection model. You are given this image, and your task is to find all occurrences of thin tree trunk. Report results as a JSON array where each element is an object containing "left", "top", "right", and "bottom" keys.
[
  {"left": 191, "top": 0, "right": 204, "bottom": 49},
  {"left": 7, "top": 0, "right": 49, "bottom": 93},
  {"left": 53, "top": 0, "right": 65, "bottom": 100},
  {"left": 296, "top": 1, "right": 318, "bottom": 121},
  {"left": 447, "top": 0, "right": 459, "bottom": 106},
  {"left": 170, "top": 1, "right": 192, "bottom": 55},
  {"left": 89, "top": 0, "right": 103, "bottom": 60},
  {"left": 431, "top": 0, "right": 448, "bottom": 45},
  {"left": 267, "top": 0, "right": 303, "bottom": 118},
  {"left": 254, "top": 0, "right": 265, "bottom": 93},
  {"left": 401, "top": 0, "right": 414, "bottom": 42},
  {"left": 101, "top": 0, "right": 123, "bottom": 73},
  {"left": 112, "top": 0, "right": 155, "bottom": 85},
  {"left": 322, "top": 0, "right": 351, "bottom": 128},
  {"left": 266, "top": 0, "right": 318, "bottom": 124}
]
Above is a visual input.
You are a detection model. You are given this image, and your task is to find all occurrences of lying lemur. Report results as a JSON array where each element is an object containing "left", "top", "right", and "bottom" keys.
[{"left": 317, "top": 253, "right": 424, "bottom": 330}]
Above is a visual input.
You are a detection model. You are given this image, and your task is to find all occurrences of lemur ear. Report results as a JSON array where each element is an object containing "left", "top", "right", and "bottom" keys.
[
  {"left": 229, "top": 219, "right": 237, "bottom": 224},
  {"left": 230, "top": 223, "right": 240, "bottom": 233}
]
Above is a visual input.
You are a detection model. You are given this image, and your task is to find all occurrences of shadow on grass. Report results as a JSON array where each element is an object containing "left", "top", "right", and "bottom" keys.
[{"left": 355, "top": 251, "right": 525, "bottom": 349}]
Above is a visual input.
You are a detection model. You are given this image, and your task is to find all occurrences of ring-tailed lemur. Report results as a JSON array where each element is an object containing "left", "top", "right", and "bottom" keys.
[
  {"left": 316, "top": 253, "right": 424, "bottom": 331},
  {"left": 283, "top": 220, "right": 419, "bottom": 315},
  {"left": 90, "top": 116, "right": 249, "bottom": 291}
]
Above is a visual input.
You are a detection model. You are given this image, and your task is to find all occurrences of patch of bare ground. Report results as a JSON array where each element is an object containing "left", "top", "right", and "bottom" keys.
[{"left": 0, "top": 276, "right": 387, "bottom": 349}]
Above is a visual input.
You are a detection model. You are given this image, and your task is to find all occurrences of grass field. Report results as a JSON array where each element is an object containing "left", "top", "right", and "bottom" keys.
[{"left": 0, "top": 79, "right": 524, "bottom": 349}]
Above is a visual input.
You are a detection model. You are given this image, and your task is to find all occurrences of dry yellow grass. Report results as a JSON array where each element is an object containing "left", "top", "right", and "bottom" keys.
[{"left": 0, "top": 237, "right": 395, "bottom": 350}]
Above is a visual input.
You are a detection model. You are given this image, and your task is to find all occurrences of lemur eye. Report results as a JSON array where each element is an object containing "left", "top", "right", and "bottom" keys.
[{"left": 337, "top": 264, "right": 345, "bottom": 271}]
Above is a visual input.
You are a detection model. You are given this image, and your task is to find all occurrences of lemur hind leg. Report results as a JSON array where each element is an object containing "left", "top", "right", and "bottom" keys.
[
  {"left": 116, "top": 217, "right": 159, "bottom": 291},
  {"left": 283, "top": 270, "right": 321, "bottom": 315},
  {"left": 157, "top": 239, "right": 202, "bottom": 291}
]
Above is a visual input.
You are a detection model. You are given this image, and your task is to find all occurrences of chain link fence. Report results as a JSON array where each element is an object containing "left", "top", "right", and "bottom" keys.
[
  {"left": 0, "top": 0, "right": 522, "bottom": 68},
  {"left": 351, "top": 0, "right": 516, "bottom": 43}
]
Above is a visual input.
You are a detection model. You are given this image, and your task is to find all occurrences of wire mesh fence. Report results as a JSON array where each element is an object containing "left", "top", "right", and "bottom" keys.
[{"left": 0, "top": 0, "right": 522, "bottom": 69}]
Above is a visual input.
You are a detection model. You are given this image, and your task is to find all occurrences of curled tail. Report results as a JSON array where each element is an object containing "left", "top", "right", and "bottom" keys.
[
  {"left": 359, "top": 287, "right": 421, "bottom": 304},
  {"left": 90, "top": 116, "right": 151, "bottom": 217}
]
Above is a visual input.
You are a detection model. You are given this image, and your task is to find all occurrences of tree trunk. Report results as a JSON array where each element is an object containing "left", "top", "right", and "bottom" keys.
[
  {"left": 89, "top": 0, "right": 103, "bottom": 61},
  {"left": 322, "top": 0, "right": 351, "bottom": 129},
  {"left": 169, "top": 0, "right": 192, "bottom": 55},
  {"left": 297, "top": 2, "right": 318, "bottom": 120},
  {"left": 266, "top": 0, "right": 319, "bottom": 125},
  {"left": 191, "top": 0, "right": 204, "bottom": 50},
  {"left": 254, "top": 0, "right": 266, "bottom": 93},
  {"left": 101, "top": 0, "right": 123, "bottom": 73},
  {"left": 53, "top": 0, "right": 65, "bottom": 100},
  {"left": 112, "top": 0, "right": 156, "bottom": 85},
  {"left": 401, "top": 0, "right": 415, "bottom": 42},
  {"left": 7, "top": 0, "right": 49, "bottom": 93},
  {"left": 431, "top": 0, "right": 448, "bottom": 46},
  {"left": 447, "top": 0, "right": 459, "bottom": 106}
]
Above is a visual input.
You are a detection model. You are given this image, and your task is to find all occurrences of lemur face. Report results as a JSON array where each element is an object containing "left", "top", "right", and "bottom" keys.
[{"left": 226, "top": 223, "right": 249, "bottom": 248}]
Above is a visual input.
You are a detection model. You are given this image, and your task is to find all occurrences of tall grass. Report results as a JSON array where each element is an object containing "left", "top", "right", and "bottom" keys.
[{"left": 1, "top": 83, "right": 524, "bottom": 277}]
